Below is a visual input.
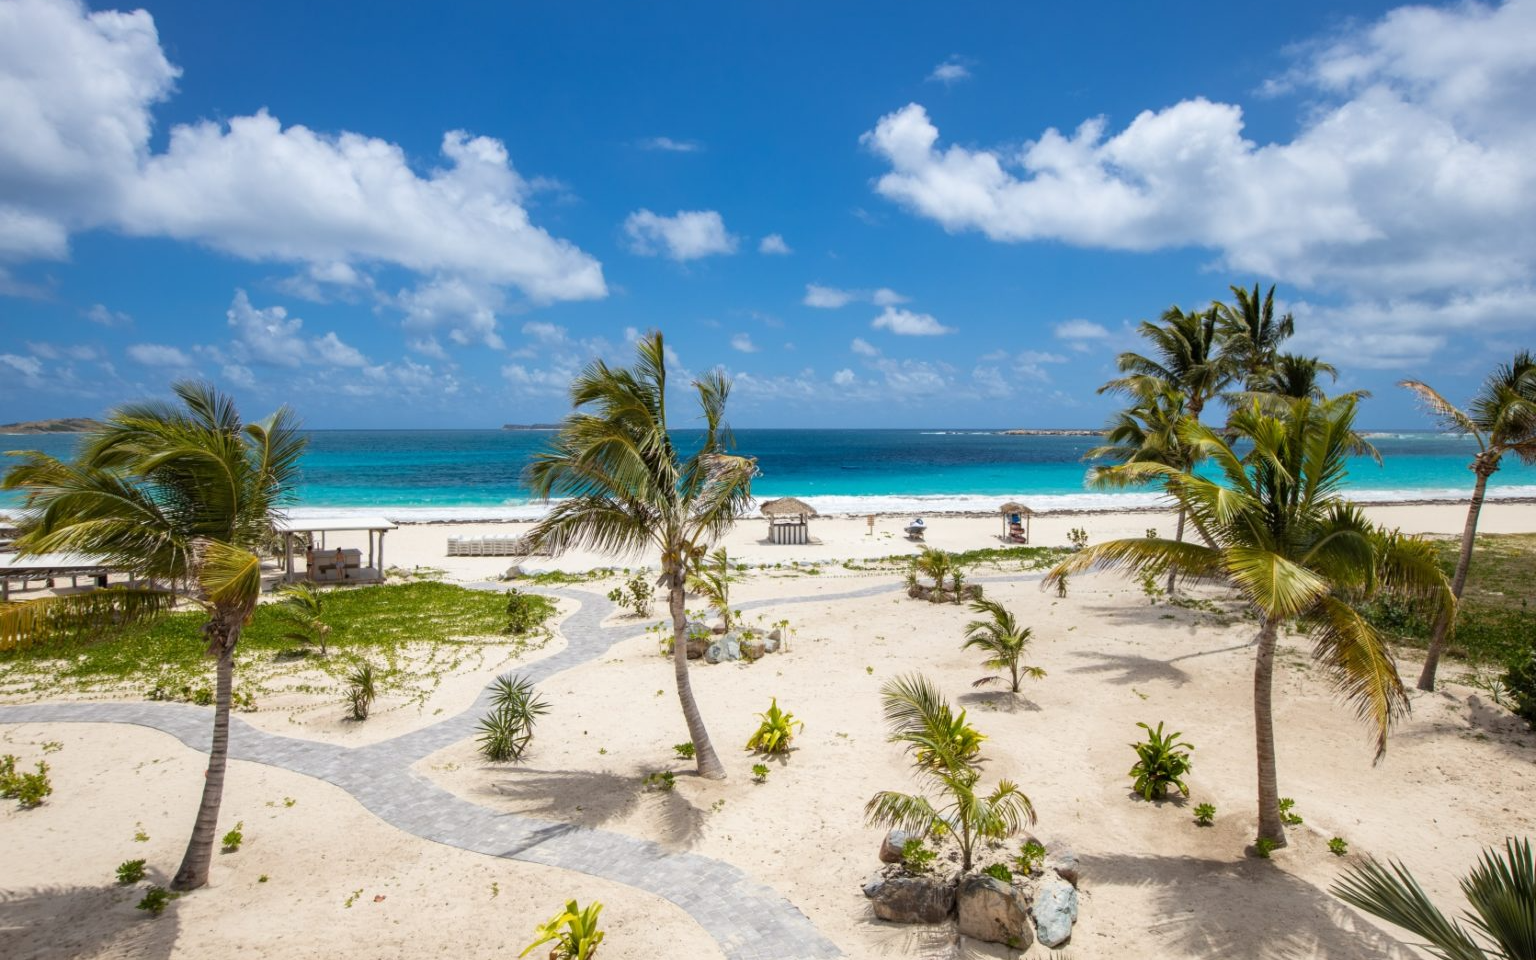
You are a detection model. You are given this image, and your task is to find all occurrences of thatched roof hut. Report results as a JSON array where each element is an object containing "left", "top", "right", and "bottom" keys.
[
  {"left": 999, "top": 501, "right": 1033, "bottom": 542},
  {"left": 761, "top": 497, "right": 816, "bottom": 544}
]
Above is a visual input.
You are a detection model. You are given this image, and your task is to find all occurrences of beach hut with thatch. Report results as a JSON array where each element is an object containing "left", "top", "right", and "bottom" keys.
[
  {"left": 999, "top": 502, "right": 1033, "bottom": 543},
  {"left": 761, "top": 497, "right": 817, "bottom": 545}
]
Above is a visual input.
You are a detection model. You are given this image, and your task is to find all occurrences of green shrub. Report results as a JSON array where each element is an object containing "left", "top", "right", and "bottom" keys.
[
  {"left": 606, "top": 575, "right": 654, "bottom": 618},
  {"left": 2, "top": 759, "right": 52, "bottom": 807},
  {"left": 1128, "top": 721, "right": 1194, "bottom": 801},
  {"left": 1193, "top": 802, "right": 1216, "bottom": 826},
  {"left": 1506, "top": 646, "right": 1536, "bottom": 727},
  {"left": 476, "top": 673, "right": 550, "bottom": 762},
  {"left": 745, "top": 698, "right": 803, "bottom": 754},
  {"left": 642, "top": 771, "right": 675, "bottom": 792},
  {"left": 751, "top": 763, "right": 769, "bottom": 784},
  {"left": 1013, "top": 840, "right": 1046, "bottom": 874},
  {"left": 346, "top": 662, "right": 377, "bottom": 721},
  {"left": 1329, "top": 837, "right": 1349, "bottom": 856},
  {"left": 221, "top": 821, "right": 244, "bottom": 852},
  {"left": 521, "top": 900, "right": 604, "bottom": 960},
  {"left": 1067, "top": 527, "right": 1089, "bottom": 550},
  {"left": 116, "top": 859, "right": 147, "bottom": 884},
  {"left": 1278, "top": 797, "right": 1303, "bottom": 826},
  {"left": 981, "top": 862, "right": 1014, "bottom": 883},
  {"left": 505, "top": 588, "right": 556, "bottom": 635},
  {"left": 673, "top": 742, "right": 695, "bottom": 760},
  {"left": 1254, "top": 838, "right": 1278, "bottom": 859},
  {"left": 137, "top": 886, "right": 176, "bottom": 915},
  {"left": 901, "top": 837, "right": 936, "bottom": 874}
]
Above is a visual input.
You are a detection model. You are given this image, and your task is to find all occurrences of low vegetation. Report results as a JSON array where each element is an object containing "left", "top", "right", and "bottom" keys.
[
  {"left": 345, "top": 663, "right": 377, "bottom": 721},
  {"left": 476, "top": 672, "right": 550, "bottom": 762},
  {"left": 746, "top": 698, "right": 802, "bottom": 754},
  {"left": 605, "top": 574, "right": 654, "bottom": 618},
  {"left": 963, "top": 597, "right": 1045, "bottom": 693},
  {"left": 116, "top": 859, "right": 147, "bottom": 884},
  {"left": 0, "top": 754, "right": 52, "bottom": 807},
  {"left": 505, "top": 588, "right": 558, "bottom": 635},
  {"left": 521, "top": 899, "right": 605, "bottom": 960},
  {"left": 1128, "top": 722, "right": 1194, "bottom": 801}
]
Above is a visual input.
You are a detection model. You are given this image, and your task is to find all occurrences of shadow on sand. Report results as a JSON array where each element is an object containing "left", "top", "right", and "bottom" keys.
[{"left": 0, "top": 878, "right": 182, "bottom": 960}]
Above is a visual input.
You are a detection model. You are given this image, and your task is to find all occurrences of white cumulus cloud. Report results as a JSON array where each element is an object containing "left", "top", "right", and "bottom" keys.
[
  {"left": 871, "top": 306, "right": 954, "bottom": 336},
  {"left": 127, "top": 343, "right": 192, "bottom": 367},
  {"left": 758, "top": 233, "right": 792, "bottom": 255},
  {"left": 928, "top": 56, "right": 971, "bottom": 84},
  {"left": 225, "top": 290, "right": 368, "bottom": 367},
  {"left": 624, "top": 209, "right": 738, "bottom": 261},
  {"left": 730, "top": 333, "right": 759, "bottom": 353}
]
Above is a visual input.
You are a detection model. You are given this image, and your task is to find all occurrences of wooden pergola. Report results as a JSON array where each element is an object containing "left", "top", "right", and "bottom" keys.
[
  {"left": 999, "top": 501, "right": 1033, "bottom": 543},
  {"left": 273, "top": 515, "right": 397, "bottom": 585},
  {"left": 760, "top": 497, "right": 817, "bottom": 545}
]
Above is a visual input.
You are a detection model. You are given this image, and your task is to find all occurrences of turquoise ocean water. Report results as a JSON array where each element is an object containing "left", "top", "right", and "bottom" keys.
[{"left": 4, "top": 429, "right": 1534, "bottom": 520}]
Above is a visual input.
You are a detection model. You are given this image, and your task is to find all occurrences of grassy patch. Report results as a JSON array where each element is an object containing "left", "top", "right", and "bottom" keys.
[
  {"left": 1360, "top": 533, "right": 1536, "bottom": 667},
  {"left": 0, "top": 582, "right": 555, "bottom": 709}
]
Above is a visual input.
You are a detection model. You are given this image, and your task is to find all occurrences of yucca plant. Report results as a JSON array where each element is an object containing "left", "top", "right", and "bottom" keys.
[
  {"left": 1047, "top": 395, "right": 1453, "bottom": 846},
  {"left": 346, "top": 663, "right": 377, "bottom": 721},
  {"left": 963, "top": 597, "right": 1045, "bottom": 693},
  {"left": 1128, "top": 721, "right": 1194, "bottom": 801},
  {"left": 745, "top": 698, "right": 802, "bottom": 754},
  {"left": 866, "top": 673, "right": 1034, "bottom": 872},
  {"left": 1, "top": 382, "right": 305, "bottom": 890},
  {"left": 520, "top": 899, "right": 605, "bottom": 960},
  {"left": 1332, "top": 837, "right": 1534, "bottom": 960},
  {"left": 275, "top": 581, "right": 331, "bottom": 656},
  {"left": 477, "top": 672, "right": 550, "bottom": 762}
]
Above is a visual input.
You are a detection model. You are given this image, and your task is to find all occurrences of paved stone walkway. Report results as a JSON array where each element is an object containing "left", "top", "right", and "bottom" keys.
[{"left": 0, "top": 567, "right": 1045, "bottom": 959}]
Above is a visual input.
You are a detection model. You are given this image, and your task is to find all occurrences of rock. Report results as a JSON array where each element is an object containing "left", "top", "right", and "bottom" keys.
[
  {"left": 742, "top": 638, "right": 766, "bottom": 661},
  {"left": 711, "top": 623, "right": 728, "bottom": 635},
  {"left": 879, "top": 829, "right": 913, "bottom": 864},
  {"left": 685, "top": 619, "right": 711, "bottom": 638},
  {"left": 705, "top": 635, "right": 742, "bottom": 664},
  {"left": 1032, "top": 876, "right": 1079, "bottom": 948},
  {"left": 685, "top": 634, "right": 710, "bottom": 659},
  {"left": 863, "top": 873, "right": 955, "bottom": 924},
  {"left": 505, "top": 564, "right": 525, "bottom": 579},
  {"left": 768, "top": 627, "right": 783, "bottom": 642},
  {"left": 762, "top": 633, "right": 781, "bottom": 654},
  {"left": 1045, "top": 846, "right": 1080, "bottom": 887},
  {"left": 957, "top": 874, "right": 1033, "bottom": 949}
]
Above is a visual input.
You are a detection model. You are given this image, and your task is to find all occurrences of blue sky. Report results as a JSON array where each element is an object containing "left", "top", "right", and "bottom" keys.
[{"left": 1, "top": 0, "right": 1532, "bottom": 429}]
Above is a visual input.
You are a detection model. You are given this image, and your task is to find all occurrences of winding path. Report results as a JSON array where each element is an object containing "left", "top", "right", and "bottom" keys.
[{"left": 0, "top": 569, "right": 1043, "bottom": 959}]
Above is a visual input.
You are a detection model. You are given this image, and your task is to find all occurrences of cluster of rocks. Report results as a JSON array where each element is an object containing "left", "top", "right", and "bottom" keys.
[
  {"left": 681, "top": 621, "right": 786, "bottom": 664},
  {"left": 906, "top": 584, "right": 986, "bottom": 604},
  {"left": 863, "top": 829, "right": 1081, "bottom": 950}
]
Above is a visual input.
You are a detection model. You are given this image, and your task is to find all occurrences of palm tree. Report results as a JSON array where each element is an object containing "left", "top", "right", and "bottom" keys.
[
  {"left": 1, "top": 382, "right": 305, "bottom": 889},
  {"left": 686, "top": 547, "right": 734, "bottom": 630},
  {"left": 866, "top": 674, "right": 1034, "bottom": 872},
  {"left": 524, "top": 331, "right": 756, "bottom": 780},
  {"left": 1261, "top": 353, "right": 1340, "bottom": 400},
  {"left": 1046, "top": 396, "right": 1453, "bottom": 846},
  {"left": 1216, "top": 283, "right": 1295, "bottom": 390},
  {"left": 1400, "top": 353, "right": 1536, "bottom": 691},
  {"left": 276, "top": 581, "right": 331, "bottom": 656},
  {"left": 963, "top": 597, "right": 1045, "bottom": 693},
  {"left": 1332, "top": 837, "right": 1534, "bottom": 960},
  {"left": 912, "top": 546, "right": 957, "bottom": 597},
  {"left": 1101, "top": 305, "right": 1229, "bottom": 420}
]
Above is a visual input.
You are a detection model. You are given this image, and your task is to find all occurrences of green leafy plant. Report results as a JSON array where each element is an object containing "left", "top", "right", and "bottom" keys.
[
  {"left": 505, "top": 587, "right": 556, "bottom": 635},
  {"left": 963, "top": 597, "right": 1045, "bottom": 693},
  {"left": 134, "top": 824, "right": 149, "bottom": 842},
  {"left": 982, "top": 862, "right": 1014, "bottom": 883},
  {"left": 221, "top": 821, "right": 244, "bottom": 852},
  {"left": 751, "top": 763, "right": 769, "bottom": 784},
  {"left": 1279, "top": 797, "right": 1303, "bottom": 825},
  {"left": 673, "top": 741, "right": 696, "bottom": 760},
  {"left": 520, "top": 899, "right": 605, "bottom": 960},
  {"left": 745, "top": 698, "right": 803, "bottom": 754},
  {"left": 346, "top": 662, "right": 377, "bottom": 721},
  {"left": 116, "top": 859, "right": 147, "bottom": 884},
  {"left": 275, "top": 581, "right": 331, "bottom": 656},
  {"left": 1014, "top": 840, "right": 1047, "bottom": 874},
  {"left": 642, "top": 771, "right": 675, "bottom": 792},
  {"left": 1067, "top": 527, "right": 1089, "bottom": 550},
  {"left": 258, "top": 874, "right": 269, "bottom": 883},
  {"left": 1, "top": 758, "right": 52, "bottom": 808},
  {"left": 606, "top": 573, "right": 655, "bottom": 618},
  {"left": 1507, "top": 646, "right": 1536, "bottom": 727},
  {"left": 1254, "top": 838, "right": 1278, "bottom": 859},
  {"left": 686, "top": 548, "right": 735, "bottom": 628},
  {"left": 866, "top": 673, "right": 1035, "bottom": 872},
  {"left": 1329, "top": 837, "right": 1349, "bottom": 856},
  {"left": 1334, "top": 837, "right": 1536, "bottom": 960},
  {"left": 476, "top": 673, "right": 551, "bottom": 762},
  {"left": 1194, "top": 802, "right": 1216, "bottom": 826},
  {"left": 901, "top": 837, "right": 937, "bottom": 874},
  {"left": 137, "top": 886, "right": 176, "bottom": 915},
  {"left": 1129, "top": 721, "right": 1194, "bottom": 801}
]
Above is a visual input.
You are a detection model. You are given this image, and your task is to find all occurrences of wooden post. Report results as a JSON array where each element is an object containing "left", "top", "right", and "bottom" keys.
[
  {"left": 367, "top": 530, "right": 374, "bottom": 570},
  {"left": 283, "top": 532, "right": 294, "bottom": 583},
  {"left": 867, "top": 514, "right": 874, "bottom": 536},
  {"left": 377, "top": 531, "right": 386, "bottom": 575}
]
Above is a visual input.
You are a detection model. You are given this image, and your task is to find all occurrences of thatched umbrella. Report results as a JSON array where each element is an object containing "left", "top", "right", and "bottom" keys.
[
  {"left": 761, "top": 497, "right": 817, "bottom": 545},
  {"left": 999, "top": 501, "right": 1033, "bottom": 542}
]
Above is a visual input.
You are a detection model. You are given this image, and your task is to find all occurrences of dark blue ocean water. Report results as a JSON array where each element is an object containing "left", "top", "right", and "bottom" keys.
[{"left": 4, "top": 429, "right": 1533, "bottom": 519}]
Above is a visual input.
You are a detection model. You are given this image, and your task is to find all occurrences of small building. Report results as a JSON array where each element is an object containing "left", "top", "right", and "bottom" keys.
[
  {"left": 999, "top": 502, "right": 1033, "bottom": 543},
  {"left": 273, "top": 515, "right": 397, "bottom": 585},
  {"left": 760, "top": 497, "right": 817, "bottom": 545}
]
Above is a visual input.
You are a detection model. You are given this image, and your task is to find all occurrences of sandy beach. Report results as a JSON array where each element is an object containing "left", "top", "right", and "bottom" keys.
[{"left": 2, "top": 497, "right": 1533, "bottom": 958}]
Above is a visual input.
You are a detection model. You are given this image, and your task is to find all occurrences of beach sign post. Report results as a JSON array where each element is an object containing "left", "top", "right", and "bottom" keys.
[{"left": 867, "top": 514, "right": 875, "bottom": 535}]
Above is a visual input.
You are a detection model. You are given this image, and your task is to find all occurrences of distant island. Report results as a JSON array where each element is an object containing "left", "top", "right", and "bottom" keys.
[
  {"left": 0, "top": 417, "right": 99, "bottom": 434},
  {"left": 1000, "top": 428, "right": 1100, "bottom": 437},
  {"left": 501, "top": 423, "right": 561, "bottom": 431}
]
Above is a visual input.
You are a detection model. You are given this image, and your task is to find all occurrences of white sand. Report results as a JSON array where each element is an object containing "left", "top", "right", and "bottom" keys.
[{"left": 2, "top": 499, "right": 1533, "bottom": 958}]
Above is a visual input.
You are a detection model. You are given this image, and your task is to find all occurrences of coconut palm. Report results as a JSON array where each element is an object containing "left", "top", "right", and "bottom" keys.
[
  {"left": 686, "top": 547, "right": 734, "bottom": 630},
  {"left": 866, "top": 673, "right": 1034, "bottom": 872},
  {"left": 1400, "top": 353, "right": 1536, "bottom": 691},
  {"left": 1046, "top": 396, "right": 1453, "bottom": 846},
  {"left": 524, "top": 331, "right": 757, "bottom": 780},
  {"left": 1216, "top": 283, "right": 1295, "bottom": 390},
  {"left": 275, "top": 581, "right": 331, "bottom": 656},
  {"left": 1101, "top": 304, "right": 1230, "bottom": 420},
  {"left": 963, "top": 597, "right": 1045, "bottom": 693},
  {"left": 1261, "top": 353, "right": 1340, "bottom": 400},
  {"left": 912, "top": 546, "right": 958, "bottom": 597},
  {"left": 1332, "top": 837, "right": 1535, "bottom": 960},
  {"left": 0, "top": 382, "right": 305, "bottom": 889}
]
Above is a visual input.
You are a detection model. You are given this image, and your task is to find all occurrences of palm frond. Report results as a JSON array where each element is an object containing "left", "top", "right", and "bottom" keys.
[
  {"left": 0, "top": 587, "right": 175, "bottom": 652},
  {"left": 1301, "top": 596, "right": 1408, "bottom": 760},
  {"left": 1332, "top": 858, "right": 1486, "bottom": 960}
]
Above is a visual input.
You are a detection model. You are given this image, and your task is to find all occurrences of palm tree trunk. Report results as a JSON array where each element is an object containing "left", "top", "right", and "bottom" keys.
[
  {"left": 669, "top": 575, "right": 726, "bottom": 780},
  {"left": 1254, "top": 616, "right": 1286, "bottom": 847},
  {"left": 1166, "top": 505, "right": 1187, "bottom": 595},
  {"left": 1417, "top": 469, "right": 1490, "bottom": 691},
  {"left": 172, "top": 618, "right": 237, "bottom": 890}
]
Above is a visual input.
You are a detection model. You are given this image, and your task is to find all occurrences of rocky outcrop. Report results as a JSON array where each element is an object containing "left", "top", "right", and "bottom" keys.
[
  {"left": 863, "top": 872, "right": 955, "bottom": 924},
  {"left": 956, "top": 875, "right": 1033, "bottom": 948},
  {"left": 1032, "top": 876, "right": 1079, "bottom": 948}
]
